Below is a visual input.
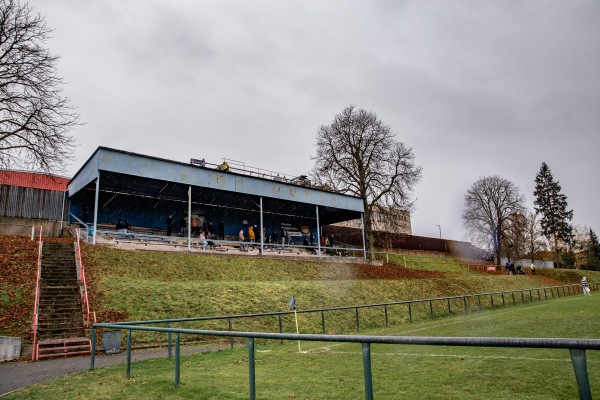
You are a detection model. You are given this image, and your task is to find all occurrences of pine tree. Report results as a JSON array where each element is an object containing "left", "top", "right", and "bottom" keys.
[
  {"left": 533, "top": 162, "right": 573, "bottom": 267},
  {"left": 588, "top": 228, "right": 600, "bottom": 269}
]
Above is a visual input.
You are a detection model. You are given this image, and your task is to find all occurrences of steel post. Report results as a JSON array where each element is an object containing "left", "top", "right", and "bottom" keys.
[
  {"left": 175, "top": 333, "right": 180, "bottom": 388},
  {"left": 90, "top": 327, "right": 96, "bottom": 370},
  {"left": 249, "top": 338, "right": 256, "bottom": 400},
  {"left": 362, "top": 343, "right": 374, "bottom": 400},
  {"left": 570, "top": 348, "right": 592, "bottom": 400},
  {"left": 229, "top": 318, "right": 234, "bottom": 348},
  {"left": 126, "top": 329, "right": 132, "bottom": 378},
  {"left": 385, "top": 305, "right": 389, "bottom": 327},
  {"left": 168, "top": 322, "right": 172, "bottom": 357}
]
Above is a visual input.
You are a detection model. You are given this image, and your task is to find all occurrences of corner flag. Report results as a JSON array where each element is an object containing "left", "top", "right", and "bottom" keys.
[{"left": 289, "top": 295, "right": 296, "bottom": 310}]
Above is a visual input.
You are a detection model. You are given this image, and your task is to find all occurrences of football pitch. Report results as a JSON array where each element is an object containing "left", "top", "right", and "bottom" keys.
[{"left": 7, "top": 293, "right": 600, "bottom": 399}]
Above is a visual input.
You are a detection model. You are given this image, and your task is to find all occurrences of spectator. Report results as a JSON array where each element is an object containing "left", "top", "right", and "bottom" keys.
[
  {"left": 582, "top": 276, "right": 591, "bottom": 296},
  {"left": 218, "top": 220, "right": 225, "bottom": 240},
  {"left": 238, "top": 229, "right": 245, "bottom": 251},
  {"left": 179, "top": 215, "right": 186, "bottom": 236},
  {"left": 166, "top": 214, "right": 174, "bottom": 236},
  {"left": 199, "top": 231, "right": 208, "bottom": 250},
  {"left": 248, "top": 225, "right": 255, "bottom": 248}
]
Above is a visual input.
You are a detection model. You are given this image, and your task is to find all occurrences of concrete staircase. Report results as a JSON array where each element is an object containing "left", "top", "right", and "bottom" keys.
[{"left": 34, "top": 242, "right": 91, "bottom": 359}]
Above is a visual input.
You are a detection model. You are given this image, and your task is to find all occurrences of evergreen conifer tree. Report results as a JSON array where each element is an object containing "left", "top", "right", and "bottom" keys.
[
  {"left": 588, "top": 228, "right": 600, "bottom": 269},
  {"left": 533, "top": 162, "right": 573, "bottom": 267}
]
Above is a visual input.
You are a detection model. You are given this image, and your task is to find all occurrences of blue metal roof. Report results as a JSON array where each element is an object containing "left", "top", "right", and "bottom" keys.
[{"left": 69, "top": 147, "right": 364, "bottom": 224}]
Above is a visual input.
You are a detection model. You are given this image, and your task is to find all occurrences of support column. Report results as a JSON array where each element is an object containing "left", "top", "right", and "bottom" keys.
[
  {"left": 60, "top": 190, "right": 66, "bottom": 231},
  {"left": 92, "top": 172, "right": 100, "bottom": 245},
  {"left": 187, "top": 186, "right": 192, "bottom": 251},
  {"left": 316, "top": 205, "right": 321, "bottom": 256},
  {"left": 259, "top": 197, "right": 264, "bottom": 255}
]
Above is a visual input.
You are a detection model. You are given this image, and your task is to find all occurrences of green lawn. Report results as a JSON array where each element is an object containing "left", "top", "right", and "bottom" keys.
[{"left": 7, "top": 292, "right": 600, "bottom": 399}]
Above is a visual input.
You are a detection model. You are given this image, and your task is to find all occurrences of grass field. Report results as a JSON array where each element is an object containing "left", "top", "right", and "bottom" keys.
[{"left": 7, "top": 292, "right": 600, "bottom": 400}]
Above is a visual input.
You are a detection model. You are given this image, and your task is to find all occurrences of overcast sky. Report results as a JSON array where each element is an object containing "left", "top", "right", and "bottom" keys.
[{"left": 29, "top": 0, "right": 600, "bottom": 241}]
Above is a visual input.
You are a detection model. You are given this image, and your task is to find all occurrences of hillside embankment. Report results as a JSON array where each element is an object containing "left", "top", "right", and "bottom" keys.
[{"left": 1, "top": 234, "right": 597, "bottom": 343}]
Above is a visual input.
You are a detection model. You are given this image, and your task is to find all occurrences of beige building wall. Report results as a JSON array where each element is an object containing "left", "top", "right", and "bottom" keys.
[{"left": 332, "top": 209, "right": 412, "bottom": 235}]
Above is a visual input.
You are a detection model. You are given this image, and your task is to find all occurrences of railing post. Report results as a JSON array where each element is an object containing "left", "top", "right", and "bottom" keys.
[
  {"left": 537, "top": 289, "right": 541, "bottom": 300},
  {"left": 490, "top": 294, "right": 494, "bottom": 309},
  {"left": 408, "top": 303, "right": 413, "bottom": 323},
  {"left": 521, "top": 291, "right": 525, "bottom": 303},
  {"left": 429, "top": 300, "right": 434, "bottom": 319},
  {"left": 477, "top": 295, "right": 482, "bottom": 311},
  {"left": 529, "top": 290, "right": 533, "bottom": 302},
  {"left": 278, "top": 314, "right": 284, "bottom": 344},
  {"left": 356, "top": 307, "right": 360, "bottom": 331},
  {"left": 229, "top": 318, "right": 234, "bottom": 348},
  {"left": 174, "top": 333, "right": 180, "bottom": 388},
  {"left": 362, "top": 343, "right": 374, "bottom": 400},
  {"left": 501, "top": 292, "right": 505, "bottom": 307},
  {"left": 249, "top": 338, "right": 256, "bottom": 400},
  {"left": 544, "top": 288, "right": 548, "bottom": 300},
  {"left": 463, "top": 297, "right": 467, "bottom": 313},
  {"left": 321, "top": 311, "right": 326, "bottom": 334},
  {"left": 168, "top": 322, "right": 172, "bottom": 357},
  {"left": 384, "top": 305, "right": 389, "bottom": 327},
  {"left": 569, "top": 349, "right": 592, "bottom": 400},
  {"left": 126, "top": 329, "right": 132, "bottom": 379},
  {"left": 512, "top": 291, "right": 516, "bottom": 305},
  {"left": 90, "top": 327, "right": 96, "bottom": 370}
]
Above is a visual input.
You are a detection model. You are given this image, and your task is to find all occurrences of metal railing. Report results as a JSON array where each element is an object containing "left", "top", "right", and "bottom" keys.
[
  {"left": 30, "top": 225, "right": 43, "bottom": 361},
  {"left": 90, "top": 323, "right": 600, "bottom": 400},
  {"left": 105, "top": 283, "right": 597, "bottom": 345},
  {"left": 75, "top": 228, "right": 96, "bottom": 327}
]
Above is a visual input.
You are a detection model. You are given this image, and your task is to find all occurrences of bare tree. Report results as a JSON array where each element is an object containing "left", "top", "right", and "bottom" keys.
[
  {"left": 522, "top": 211, "right": 547, "bottom": 263},
  {"left": 0, "top": 0, "right": 78, "bottom": 173},
  {"left": 462, "top": 176, "right": 525, "bottom": 264},
  {"left": 311, "top": 105, "right": 422, "bottom": 259}
]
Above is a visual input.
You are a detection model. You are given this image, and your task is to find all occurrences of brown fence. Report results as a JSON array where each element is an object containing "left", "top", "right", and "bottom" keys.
[{"left": 322, "top": 225, "right": 488, "bottom": 260}]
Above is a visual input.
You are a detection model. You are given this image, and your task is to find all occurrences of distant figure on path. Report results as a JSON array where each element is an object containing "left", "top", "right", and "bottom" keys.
[
  {"left": 530, "top": 263, "right": 536, "bottom": 275},
  {"left": 582, "top": 276, "right": 591, "bottom": 296}
]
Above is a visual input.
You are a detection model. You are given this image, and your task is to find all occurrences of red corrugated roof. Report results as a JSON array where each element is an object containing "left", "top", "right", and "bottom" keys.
[{"left": 0, "top": 170, "right": 69, "bottom": 191}]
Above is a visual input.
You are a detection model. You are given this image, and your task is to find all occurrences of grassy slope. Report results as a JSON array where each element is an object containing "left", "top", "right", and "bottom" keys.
[
  {"left": 81, "top": 244, "right": 599, "bottom": 343},
  {"left": 3, "top": 233, "right": 600, "bottom": 341}
]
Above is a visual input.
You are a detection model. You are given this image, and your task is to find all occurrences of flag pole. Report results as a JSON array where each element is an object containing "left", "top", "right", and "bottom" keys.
[
  {"left": 293, "top": 309, "right": 301, "bottom": 353},
  {"left": 289, "top": 295, "right": 301, "bottom": 353}
]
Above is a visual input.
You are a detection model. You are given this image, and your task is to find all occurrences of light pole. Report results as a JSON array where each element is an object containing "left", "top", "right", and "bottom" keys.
[{"left": 436, "top": 224, "right": 441, "bottom": 239}]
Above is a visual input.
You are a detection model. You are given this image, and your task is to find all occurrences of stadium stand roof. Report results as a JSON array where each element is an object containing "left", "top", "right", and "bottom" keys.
[{"left": 68, "top": 147, "right": 365, "bottom": 244}]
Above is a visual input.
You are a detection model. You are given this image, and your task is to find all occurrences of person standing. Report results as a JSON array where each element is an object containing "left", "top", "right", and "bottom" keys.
[
  {"left": 530, "top": 263, "right": 536, "bottom": 275},
  {"left": 238, "top": 229, "right": 245, "bottom": 251},
  {"left": 248, "top": 225, "right": 255, "bottom": 248},
  {"left": 166, "top": 214, "right": 174, "bottom": 236},
  {"left": 179, "top": 215, "right": 186, "bottom": 236},
  {"left": 218, "top": 220, "right": 225, "bottom": 240},
  {"left": 582, "top": 276, "right": 592, "bottom": 296}
]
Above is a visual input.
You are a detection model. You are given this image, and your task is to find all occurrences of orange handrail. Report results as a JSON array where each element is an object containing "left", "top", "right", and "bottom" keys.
[
  {"left": 76, "top": 229, "right": 95, "bottom": 327},
  {"left": 31, "top": 226, "right": 43, "bottom": 361}
]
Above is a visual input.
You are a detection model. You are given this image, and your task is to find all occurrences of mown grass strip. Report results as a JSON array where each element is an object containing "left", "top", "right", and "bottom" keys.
[{"left": 7, "top": 293, "right": 600, "bottom": 399}]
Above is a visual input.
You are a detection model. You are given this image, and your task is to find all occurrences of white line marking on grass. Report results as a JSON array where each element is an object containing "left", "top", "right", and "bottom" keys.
[
  {"left": 304, "top": 296, "right": 582, "bottom": 354},
  {"left": 325, "top": 351, "right": 600, "bottom": 363}
]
